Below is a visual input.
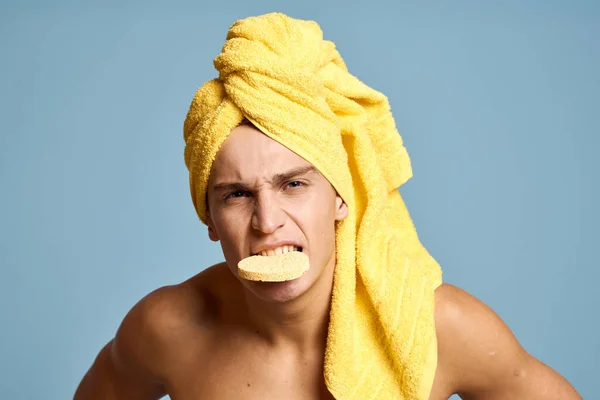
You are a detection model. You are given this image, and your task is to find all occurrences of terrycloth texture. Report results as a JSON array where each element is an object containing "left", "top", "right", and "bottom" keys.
[{"left": 183, "top": 13, "right": 442, "bottom": 399}]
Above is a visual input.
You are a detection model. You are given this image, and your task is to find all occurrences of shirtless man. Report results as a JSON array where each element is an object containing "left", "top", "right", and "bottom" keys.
[{"left": 74, "top": 121, "right": 581, "bottom": 399}]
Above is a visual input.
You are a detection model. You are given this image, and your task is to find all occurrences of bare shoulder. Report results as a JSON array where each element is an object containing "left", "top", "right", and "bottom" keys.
[
  {"left": 433, "top": 283, "right": 581, "bottom": 399},
  {"left": 432, "top": 282, "right": 519, "bottom": 385},
  {"left": 74, "top": 264, "right": 236, "bottom": 399},
  {"left": 113, "top": 262, "right": 234, "bottom": 380}
]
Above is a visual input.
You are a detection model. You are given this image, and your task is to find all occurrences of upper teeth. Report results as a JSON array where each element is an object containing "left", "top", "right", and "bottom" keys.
[{"left": 258, "top": 245, "right": 299, "bottom": 257}]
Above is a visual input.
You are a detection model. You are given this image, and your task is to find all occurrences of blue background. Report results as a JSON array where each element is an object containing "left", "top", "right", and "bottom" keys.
[{"left": 1, "top": 1, "right": 597, "bottom": 399}]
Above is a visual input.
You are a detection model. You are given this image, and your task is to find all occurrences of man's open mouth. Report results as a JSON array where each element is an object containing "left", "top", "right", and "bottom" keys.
[{"left": 252, "top": 246, "right": 303, "bottom": 257}]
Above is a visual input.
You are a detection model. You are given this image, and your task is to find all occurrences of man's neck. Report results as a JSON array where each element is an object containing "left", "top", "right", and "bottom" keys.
[{"left": 242, "top": 260, "right": 335, "bottom": 354}]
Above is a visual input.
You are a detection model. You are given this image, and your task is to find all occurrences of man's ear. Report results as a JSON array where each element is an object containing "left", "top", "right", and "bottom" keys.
[
  {"left": 334, "top": 194, "right": 349, "bottom": 221},
  {"left": 206, "top": 212, "right": 220, "bottom": 242}
]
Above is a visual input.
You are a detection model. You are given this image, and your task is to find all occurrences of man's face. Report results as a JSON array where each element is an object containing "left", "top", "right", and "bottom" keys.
[{"left": 205, "top": 124, "right": 348, "bottom": 303}]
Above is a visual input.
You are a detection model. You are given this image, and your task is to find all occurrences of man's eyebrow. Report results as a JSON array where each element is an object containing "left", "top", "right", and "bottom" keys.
[
  {"left": 271, "top": 165, "right": 318, "bottom": 185},
  {"left": 212, "top": 166, "right": 318, "bottom": 192}
]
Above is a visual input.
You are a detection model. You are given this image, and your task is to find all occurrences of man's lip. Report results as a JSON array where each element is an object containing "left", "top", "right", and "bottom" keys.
[{"left": 251, "top": 241, "right": 303, "bottom": 255}]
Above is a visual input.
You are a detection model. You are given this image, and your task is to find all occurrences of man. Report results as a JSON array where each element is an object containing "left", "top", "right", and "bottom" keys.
[{"left": 74, "top": 13, "right": 581, "bottom": 400}]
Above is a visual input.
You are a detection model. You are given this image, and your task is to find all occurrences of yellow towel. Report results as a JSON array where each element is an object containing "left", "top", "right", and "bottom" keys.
[{"left": 183, "top": 13, "right": 443, "bottom": 399}]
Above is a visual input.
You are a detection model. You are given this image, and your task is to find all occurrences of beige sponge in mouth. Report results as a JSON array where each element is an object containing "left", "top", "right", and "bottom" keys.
[{"left": 237, "top": 251, "right": 309, "bottom": 282}]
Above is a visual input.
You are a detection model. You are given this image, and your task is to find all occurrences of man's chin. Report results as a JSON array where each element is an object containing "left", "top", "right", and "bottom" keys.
[{"left": 244, "top": 275, "right": 310, "bottom": 304}]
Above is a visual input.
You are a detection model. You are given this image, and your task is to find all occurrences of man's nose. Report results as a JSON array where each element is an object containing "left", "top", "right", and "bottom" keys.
[{"left": 251, "top": 193, "right": 286, "bottom": 234}]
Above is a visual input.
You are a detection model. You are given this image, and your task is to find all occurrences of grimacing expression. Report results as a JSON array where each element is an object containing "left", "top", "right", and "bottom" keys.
[{"left": 205, "top": 123, "right": 348, "bottom": 303}]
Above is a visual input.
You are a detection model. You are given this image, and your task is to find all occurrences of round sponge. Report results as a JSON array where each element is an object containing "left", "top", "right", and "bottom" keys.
[{"left": 237, "top": 251, "right": 309, "bottom": 282}]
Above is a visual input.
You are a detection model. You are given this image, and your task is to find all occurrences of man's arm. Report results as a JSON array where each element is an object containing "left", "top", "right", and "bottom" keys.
[
  {"left": 435, "top": 283, "right": 582, "bottom": 400},
  {"left": 74, "top": 289, "right": 174, "bottom": 400},
  {"left": 73, "top": 339, "right": 166, "bottom": 400}
]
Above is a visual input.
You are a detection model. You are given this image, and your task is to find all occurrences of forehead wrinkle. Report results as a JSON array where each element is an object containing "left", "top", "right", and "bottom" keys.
[{"left": 212, "top": 165, "right": 318, "bottom": 192}]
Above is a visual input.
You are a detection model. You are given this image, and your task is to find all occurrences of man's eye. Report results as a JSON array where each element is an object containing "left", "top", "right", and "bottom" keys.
[
  {"left": 287, "top": 181, "right": 304, "bottom": 188},
  {"left": 225, "top": 191, "right": 247, "bottom": 199}
]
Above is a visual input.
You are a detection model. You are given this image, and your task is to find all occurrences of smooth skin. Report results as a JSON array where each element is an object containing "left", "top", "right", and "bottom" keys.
[{"left": 74, "top": 124, "right": 581, "bottom": 399}]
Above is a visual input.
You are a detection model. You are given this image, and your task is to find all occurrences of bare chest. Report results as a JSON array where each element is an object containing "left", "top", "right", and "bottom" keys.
[{"left": 157, "top": 324, "right": 453, "bottom": 400}]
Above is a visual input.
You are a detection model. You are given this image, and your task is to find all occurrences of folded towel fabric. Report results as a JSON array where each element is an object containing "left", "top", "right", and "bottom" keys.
[{"left": 183, "top": 12, "right": 443, "bottom": 399}]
